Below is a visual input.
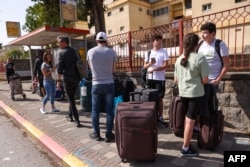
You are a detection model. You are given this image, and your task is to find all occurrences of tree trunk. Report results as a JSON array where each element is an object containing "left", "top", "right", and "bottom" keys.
[{"left": 92, "top": 0, "right": 105, "bottom": 33}]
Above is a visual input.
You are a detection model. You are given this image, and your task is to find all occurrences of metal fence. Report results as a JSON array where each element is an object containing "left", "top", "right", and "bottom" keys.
[{"left": 108, "top": 4, "right": 250, "bottom": 72}]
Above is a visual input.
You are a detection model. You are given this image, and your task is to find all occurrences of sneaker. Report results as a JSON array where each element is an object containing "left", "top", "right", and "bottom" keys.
[
  {"left": 180, "top": 147, "right": 198, "bottom": 157},
  {"left": 75, "top": 121, "right": 83, "bottom": 128},
  {"left": 158, "top": 117, "right": 168, "bottom": 127},
  {"left": 105, "top": 133, "right": 115, "bottom": 143},
  {"left": 51, "top": 108, "right": 60, "bottom": 112},
  {"left": 89, "top": 132, "right": 103, "bottom": 141},
  {"left": 66, "top": 115, "right": 74, "bottom": 122},
  {"left": 40, "top": 108, "right": 46, "bottom": 114}
]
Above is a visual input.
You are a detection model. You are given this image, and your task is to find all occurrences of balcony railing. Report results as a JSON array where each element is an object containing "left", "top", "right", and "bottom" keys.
[{"left": 106, "top": 4, "right": 250, "bottom": 72}]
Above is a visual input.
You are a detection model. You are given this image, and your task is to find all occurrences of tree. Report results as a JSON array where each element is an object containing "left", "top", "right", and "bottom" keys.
[
  {"left": 6, "top": 50, "right": 23, "bottom": 59},
  {"left": 84, "top": 0, "right": 106, "bottom": 33},
  {"left": 23, "top": 0, "right": 106, "bottom": 33},
  {"left": 23, "top": 0, "right": 61, "bottom": 32}
]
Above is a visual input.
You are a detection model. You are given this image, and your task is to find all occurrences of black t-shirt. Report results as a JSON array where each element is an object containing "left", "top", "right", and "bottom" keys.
[{"left": 6, "top": 62, "right": 15, "bottom": 76}]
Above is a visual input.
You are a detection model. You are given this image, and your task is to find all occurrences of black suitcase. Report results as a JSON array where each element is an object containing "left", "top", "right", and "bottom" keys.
[
  {"left": 115, "top": 92, "right": 157, "bottom": 162},
  {"left": 133, "top": 88, "right": 159, "bottom": 103}
]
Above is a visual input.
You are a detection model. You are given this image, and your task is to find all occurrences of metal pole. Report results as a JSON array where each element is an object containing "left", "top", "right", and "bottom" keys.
[{"left": 59, "top": 0, "right": 63, "bottom": 27}]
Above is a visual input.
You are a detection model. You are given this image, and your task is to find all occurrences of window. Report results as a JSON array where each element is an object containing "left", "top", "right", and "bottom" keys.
[
  {"left": 139, "top": 27, "right": 143, "bottom": 30},
  {"left": 120, "top": 26, "right": 124, "bottom": 31},
  {"left": 202, "top": 3, "right": 211, "bottom": 11},
  {"left": 107, "top": 12, "right": 112, "bottom": 16},
  {"left": 119, "top": 7, "right": 124, "bottom": 12},
  {"left": 152, "top": 6, "right": 168, "bottom": 17},
  {"left": 138, "top": 7, "right": 142, "bottom": 12},
  {"left": 108, "top": 30, "right": 112, "bottom": 35},
  {"left": 235, "top": 0, "right": 247, "bottom": 3},
  {"left": 185, "top": 0, "right": 192, "bottom": 9}
]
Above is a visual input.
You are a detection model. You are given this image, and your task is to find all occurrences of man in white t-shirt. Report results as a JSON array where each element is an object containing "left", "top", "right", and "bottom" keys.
[
  {"left": 197, "top": 22, "right": 229, "bottom": 126},
  {"left": 144, "top": 34, "right": 169, "bottom": 127},
  {"left": 198, "top": 22, "right": 229, "bottom": 85}
]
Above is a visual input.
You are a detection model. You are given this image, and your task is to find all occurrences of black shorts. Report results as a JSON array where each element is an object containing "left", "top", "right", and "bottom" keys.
[
  {"left": 147, "top": 79, "right": 165, "bottom": 98},
  {"left": 181, "top": 96, "right": 203, "bottom": 120}
]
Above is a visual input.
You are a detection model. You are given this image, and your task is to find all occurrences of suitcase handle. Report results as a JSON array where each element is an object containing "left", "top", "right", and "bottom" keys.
[{"left": 129, "top": 92, "right": 142, "bottom": 102}]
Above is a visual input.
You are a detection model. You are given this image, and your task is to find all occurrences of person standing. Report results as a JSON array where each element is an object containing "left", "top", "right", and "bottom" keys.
[
  {"left": 197, "top": 22, "right": 229, "bottom": 119},
  {"left": 4, "top": 57, "right": 15, "bottom": 84},
  {"left": 87, "top": 32, "right": 117, "bottom": 142},
  {"left": 40, "top": 52, "right": 60, "bottom": 114},
  {"left": 174, "top": 33, "right": 210, "bottom": 157},
  {"left": 33, "top": 51, "right": 46, "bottom": 96},
  {"left": 144, "top": 34, "right": 169, "bottom": 127},
  {"left": 56, "top": 36, "right": 82, "bottom": 128}
]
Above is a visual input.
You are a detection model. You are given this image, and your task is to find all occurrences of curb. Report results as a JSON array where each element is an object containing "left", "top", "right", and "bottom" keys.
[{"left": 0, "top": 100, "right": 89, "bottom": 167}]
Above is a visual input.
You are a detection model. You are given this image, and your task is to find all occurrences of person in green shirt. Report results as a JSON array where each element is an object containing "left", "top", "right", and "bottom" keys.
[{"left": 174, "top": 33, "right": 210, "bottom": 157}]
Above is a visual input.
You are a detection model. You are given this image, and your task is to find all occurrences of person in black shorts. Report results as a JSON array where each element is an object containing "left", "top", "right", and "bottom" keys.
[{"left": 174, "top": 33, "right": 210, "bottom": 157}]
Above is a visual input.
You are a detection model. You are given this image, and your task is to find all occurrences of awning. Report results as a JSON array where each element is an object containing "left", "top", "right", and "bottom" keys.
[{"left": 9, "top": 25, "right": 89, "bottom": 46}]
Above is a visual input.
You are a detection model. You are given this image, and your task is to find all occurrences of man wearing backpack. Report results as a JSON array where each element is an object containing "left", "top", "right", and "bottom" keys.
[
  {"left": 56, "top": 36, "right": 82, "bottom": 128},
  {"left": 197, "top": 22, "right": 229, "bottom": 121},
  {"left": 144, "top": 34, "right": 169, "bottom": 127}
]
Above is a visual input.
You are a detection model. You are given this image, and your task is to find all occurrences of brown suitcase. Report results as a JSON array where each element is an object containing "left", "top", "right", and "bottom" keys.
[
  {"left": 168, "top": 95, "right": 186, "bottom": 137},
  {"left": 197, "top": 111, "right": 224, "bottom": 151},
  {"left": 115, "top": 101, "right": 157, "bottom": 162}
]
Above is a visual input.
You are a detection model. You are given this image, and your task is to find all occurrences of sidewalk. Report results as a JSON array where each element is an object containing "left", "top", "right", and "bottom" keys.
[{"left": 0, "top": 80, "right": 249, "bottom": 167}]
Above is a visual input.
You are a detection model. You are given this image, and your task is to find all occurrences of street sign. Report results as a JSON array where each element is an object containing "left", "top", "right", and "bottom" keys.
[
  {"left": 6, "top": 21, "right": 21, "bottom": 38},
  {"left": 60, "top": 0, "right": 77, "bottom": 21}
]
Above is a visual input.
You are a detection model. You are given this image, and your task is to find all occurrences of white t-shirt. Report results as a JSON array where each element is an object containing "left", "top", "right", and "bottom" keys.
[
  {"left": 198, "top": 39, "right": 229, "bottom": 80},
  {"left": 144, "top": 48, "right": 169, "bottom": 81}
]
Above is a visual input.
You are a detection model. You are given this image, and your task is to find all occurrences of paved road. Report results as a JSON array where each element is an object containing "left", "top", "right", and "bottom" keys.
[
  {"left": 0, "top": 110, "right": 60, "bottom": 167},
  {"left": 0, "top": 80, "right": 250, "bottom": 167}
]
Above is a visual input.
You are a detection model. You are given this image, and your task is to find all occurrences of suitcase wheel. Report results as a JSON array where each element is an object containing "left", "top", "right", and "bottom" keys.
[
  {"left": 197, "top": 143, "right": 202, "bottom": 149},
  {"left": 23, "top": 94, "right": 26, "bottom": 99},
  {"left": 11, "top": 95, "right": 15, "bottom": 101},
  {"left": 121, "top": 159, "right": 127, "bottom": 163},
  {"left": 151, "top": 154, "right": 156, "bottom": 162}
]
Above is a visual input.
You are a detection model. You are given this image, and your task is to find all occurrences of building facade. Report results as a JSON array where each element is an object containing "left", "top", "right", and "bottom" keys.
[{"left": 104, "top": 0, "right": 249, "bottom": 36}]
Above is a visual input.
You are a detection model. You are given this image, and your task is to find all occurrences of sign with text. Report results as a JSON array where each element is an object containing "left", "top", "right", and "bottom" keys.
[
  {"left": 6, "top": 21, "right": 21, "bottom": 38},
  {"left": 224, "top": 151, "right": 250, "bottom": 167},
  {"left": 60, "top": 0, "right": 77, "bottom": 21}
]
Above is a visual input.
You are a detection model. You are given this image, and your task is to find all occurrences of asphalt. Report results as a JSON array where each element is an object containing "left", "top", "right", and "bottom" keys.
[{"left": 0, "top": 80, "right": 249, "bottom": 167}]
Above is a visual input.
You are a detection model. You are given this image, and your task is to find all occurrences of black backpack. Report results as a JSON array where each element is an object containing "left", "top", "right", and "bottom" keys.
[{"left": 196, "top": 39, "right": 223, "bottom": 66}]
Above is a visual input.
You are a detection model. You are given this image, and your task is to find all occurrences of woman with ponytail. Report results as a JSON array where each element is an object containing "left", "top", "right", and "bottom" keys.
[{"left": 174, "top": 33, "right": 210, "bottom": 157}]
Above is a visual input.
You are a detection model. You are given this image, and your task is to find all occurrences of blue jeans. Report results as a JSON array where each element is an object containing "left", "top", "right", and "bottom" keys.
[
  {"left": 91, "top": 83, "right": 114, "bottom": 136},
  {"left": 43, "top": 80, "right": 56, "bottom": 105}
]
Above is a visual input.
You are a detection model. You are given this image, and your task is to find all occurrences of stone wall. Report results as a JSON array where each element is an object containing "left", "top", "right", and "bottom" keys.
[{"left": 127, "top": 72, "right": 250, "bottom": 133}]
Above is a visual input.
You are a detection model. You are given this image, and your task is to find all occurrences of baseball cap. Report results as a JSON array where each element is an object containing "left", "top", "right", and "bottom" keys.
[{"left": 95, "top": 32, "right": 107, "bottom": 41}]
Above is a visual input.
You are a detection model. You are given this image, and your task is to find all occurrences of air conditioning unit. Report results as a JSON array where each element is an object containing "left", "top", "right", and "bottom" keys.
[{"left": 147, "top": 9, "right": 153, "bottom": 15}]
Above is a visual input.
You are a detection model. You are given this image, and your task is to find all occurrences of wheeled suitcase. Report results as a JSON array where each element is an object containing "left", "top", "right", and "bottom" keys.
[
  {"left": 197, "top": 111, "right": 224, "bottom": 151},
  {"left": 197, "top": 84, "right": 224, "bottom": 151},
  {"left": 115, "top": 93, "right": 157, "bottom": 162},
  {"left": 168, "top": 95, "right": 186, "bottom": 137},
  {"left": 9, "top": 73, "right": 26, "bottom": 101}
]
